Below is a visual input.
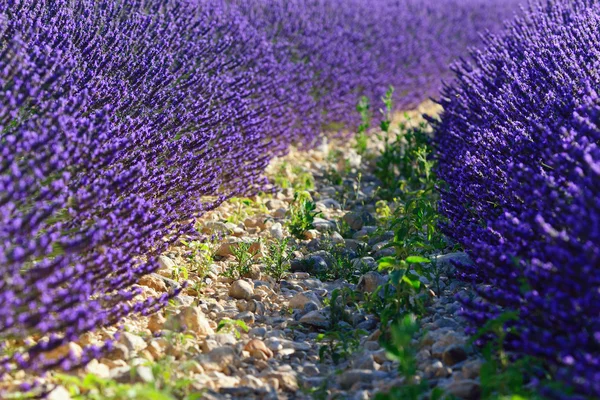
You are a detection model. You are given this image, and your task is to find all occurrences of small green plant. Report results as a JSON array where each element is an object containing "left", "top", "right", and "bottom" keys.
[
  {"left": 366, "top": 256, "right": 433, "bottom": 330},
  {"left": 376, "top": 314, "right": 444, "bottom": 400},
  {"left": 225, "top": 197, "right": 258, "bottom": 224},
  {"left": 317, "top": 328, "right": 367, "bottom": 365},
  {"left": 317, "top": 289, "right": 367, "bottom": 364},
  {"left": 52, "top": 356, "right": 205, "bottom": 400},
  {"left": 323, "top": 166, "right": 343, "bottom": 186},
  {"left": 216, "top": 318, "right": 249, "bottom": 339},
  {"left": 286, "top": 191, "right": 322, "bottom": 238},
  {"left": 375, "top": 199, "right": 392, "bottom": 220},
  {"left": 379, "top": 86, "right": 394, "bottom": 134},
  {"left": 274, "top": 162, "right": 315, "bottom": 191},
  {"left": 291, "top": 165, "right": 315, "bottom": 191},
  {"left": 222, "top": 241, "right": 259, "bottom": 280},
  {"left": 263, "top": 238, "right": 294, "bottom": 282},
  {"left": 180, "top": 238, "right": 216, "bottom": 279},
  {"left": 354, "top": 95, "right": 371, "bottom": 155}
]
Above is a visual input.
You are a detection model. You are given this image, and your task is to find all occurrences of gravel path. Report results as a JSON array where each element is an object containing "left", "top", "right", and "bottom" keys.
[{"left": 42, "top": 104, "right": 485, "bottom": 400}]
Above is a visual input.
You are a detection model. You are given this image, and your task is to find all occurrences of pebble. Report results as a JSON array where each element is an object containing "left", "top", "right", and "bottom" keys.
[
  {"left": 299, "top": 310, "right": 329, "bottom": 328},
  {"left": 229, "top": 280, "right": 254, "bottom": 300},
  {"left": 289, "top": 292, "right": 322, "bottom": 309},
  {"left": 338, "top": 369, "right": 388, "bottom": 390},
  {"left": 244, "top": 339, "right": 274, "bottom": 360},
  {"left": 119, "top": 332, "right": 146, "bottom": 353},
  {"left": 356, "top": 271, "right": 387, "bottom": 293},
  {"left": 157, "top": 255, "right": 176, "bottom": 276},
  {"left": 442, "top": 345, "right": 468, "bottom": 366},
  {"left": 269, "top": 222, "right": 284, "bottom": 240},
  {"left": 444, "top": 379, "right": 481, "bottom": 400},
  {"left": 343, "top": 211, "right": 376, "bottom": 231},
  {"left": 249, "top": 327, "right": 267, "bottom": 339}
]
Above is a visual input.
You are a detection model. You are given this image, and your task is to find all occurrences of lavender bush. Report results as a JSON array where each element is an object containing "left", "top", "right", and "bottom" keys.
[
  {"left": 433, "top": 0, "right": 600, "bottom": 396},
  {"left": 1, "top": 0, "right": 520, "bottom": 377},
  {"left": 229, "top": 0, "right": 521, "bottom": 130},
  {"left": 0, "top": 0, "right": 293, "bottom": 375}
]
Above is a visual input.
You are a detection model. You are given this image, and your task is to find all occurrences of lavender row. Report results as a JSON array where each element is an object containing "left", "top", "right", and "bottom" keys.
[
  {"left": 433, "top": 0, "right": 600, "bottom": 397},
  {"left": 0, "top": 0, "right": 519, "bottom": 376}
]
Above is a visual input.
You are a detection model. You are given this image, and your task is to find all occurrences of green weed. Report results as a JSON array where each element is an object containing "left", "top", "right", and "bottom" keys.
[
  {"left": 286, "top": 191, "right": 322, "bottom": 238},
  {"left": 263, "top": 238, "right": 295, "bottom": 282},
  {"left": 222, "top": 241, "right": 259, "bottom": 280}
]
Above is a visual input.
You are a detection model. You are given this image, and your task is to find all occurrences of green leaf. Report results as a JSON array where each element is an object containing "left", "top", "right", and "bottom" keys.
[
  {"left": 405, "top": 256, "right": 430, "bottom": 264},
  {"left": 402, "top": 274, "right": 421, "bottom": 290},
  {"left": 378, "top": 256, "right": 397, "bottom": 270}
]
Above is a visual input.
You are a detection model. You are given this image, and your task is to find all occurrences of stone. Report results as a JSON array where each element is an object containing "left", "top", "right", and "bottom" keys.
[
  {"left": 249, "top": 327, "right": 267, "bottom": 339},
  {"left": 132, "top": 363, "right": 154, "bottom": 383},
  {"left": 363, "top": 341, "right": 380, "bottom": 351},
  {"left": 425, "top": 360, "right": 451, "bottom": 378},
  {"left": 244, "top": 217, "right": 267, "bottom": 230},
  {"left": 109, "top": 366, "right": 132, "bottom": 383},
  {"left": 106, "top": 343, "right": 129, "bottom": 360},
  {"left": 147, "top": 312, "right": 166, "bottom": 332},
  {"left": 442, "top": 345, "right": 468, "bottom": 366},
  {"left": 273, "top": 208, "right": 287, "bottom": 219},
  {"left": 312, "top": 217, "right": 337, "bottom": 232},
  {"left": 208, "top": 333, "right": 237, "bottom": 347},
  {"left": 269, "top": 222, "right": 284, "bottom": 240},
  {"left": 178, "top": 306, "right": 214, "bottom": 337},
  {"left": 352, "top": 257, "right": 377, "bottom": 271},
  {"left": 289, "top": 292, "right": 322, "bottom": 310},
  {"left": 353, "top": 226, "right": 377, "bottom": 240},
  {"left": 353, "top": 353, "right": 376, "bottom": 370},
  {"left": 291, "top": 341, "right": 311, "bottom": 351},
  {"left": 367, "top": 231, "right": 395, "bottom": 246},
  {"left": 157, "top": 255, "right": 176, "bottom": 276},
  {"left": 303, "top": 364, "right": 320, "bottom": 377},
  {"left": 85, "top": 359, "right": 110, "bottom": 379},
  {"left": 265, "top": 199, "right": 287, "bottom": 210},
  {"left": 207, "top": 346, "right": 238, "bottom": 371},
  {"left": 304, "top": 302, "right": 320, "bottom": 313},
  {"left": 139, "top": 274, "right": 168, "bottom": 292},
  {"left": 303, "top": 229, "right": 320, "bottom": 240},
  {"left": 330, "top": 231, "right": 345, "bottom": 244},
  {"left": 432, "top": 252, "right": 473, "bottom": 271},
  {"left": 47, "top": 385, "right": 71, "bottom": 400},
  {"left": 374, "top": 247, "right": 396, "bottom": 259},
  {"left": 299, "top": 310, "right": 329, "bottom": 328},
  {"left": 229, "top": 280, "right": 254, "bottom": 300},
  {"left": 263, "top": 371, "right": 298, "bottom": 392},
  {"left": 343, "top": 211, "right": 376, "bottom": 231},
  {"left": 431, "top": 331, "right": 466, "bottom": 358},
  {"left": 461, "top": 359, "right": 483, "bottom": 379},
  {"left": 435, "top": 316, "right": 460, "bottom": 329},
  {"left": 119, "top": 333, "right": 146, "bottom": 354},
  {"left": 240, "top": 375, "right": 265, "bottom": 389},
  {"left": 201, "top": 221, "right": 231, "bottom": 234},
  {"left": 244, "top": 339, "right": 274, "bottom": 360},
  {"left": 445, "top": 379, "right": 481, "bottom": 400},
  {"left": 290, "top": 255, "right": 328, "bottom": 274},
  {"left": 235, "top": 311, "right": 255, "bottom": 325},
  {"left": 356, "top": 271, "right": 387, "bottom": 294},
  {"left": 316, "top": 198, "right": 342, "bottom": 210},
  {"left": 264, "top": 337, "right": 283, "bottom": 352},
  {"left": 338, "top": 369, "right": 388, "bottom": 390},
  {"left": 44, "top": 342, "right": 83, "bottom": 362}
]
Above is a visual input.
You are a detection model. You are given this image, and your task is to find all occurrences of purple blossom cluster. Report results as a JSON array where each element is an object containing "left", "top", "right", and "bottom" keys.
[
  {"left": 1, "top": 0, "right": 519, "bottom": 376},
  {"left": 433, "top": 0, "right": 600, "bottom": 397},
  {"left": 229, "top": 0, "right": 521, "bottom": 129}
]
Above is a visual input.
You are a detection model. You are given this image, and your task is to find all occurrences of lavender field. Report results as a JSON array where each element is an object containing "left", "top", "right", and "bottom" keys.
[{"left": 0, "top": 0, "right": 598, "bottom": 399}]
